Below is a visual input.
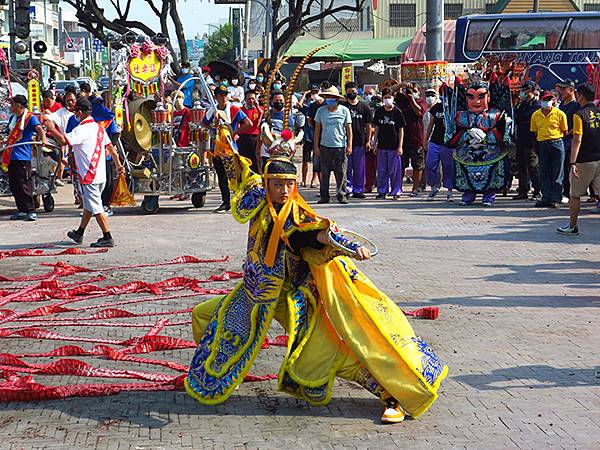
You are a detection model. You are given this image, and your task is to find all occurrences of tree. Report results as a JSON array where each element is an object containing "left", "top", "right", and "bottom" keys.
[
  {"left": 201, "top": 24, "right": 235, "bottom": 65},
  {"left": 271, "top": 0, "right": 369, "bottom": 61},
  {"left": 62, "top": 0, "right": 188, "bottom": 70}
]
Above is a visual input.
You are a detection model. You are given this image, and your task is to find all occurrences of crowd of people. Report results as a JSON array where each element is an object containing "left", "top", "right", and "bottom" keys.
[
  {"left": 188, "top": 69, "right": 599, "bottom": 234},
  {"left": 3, "top": 63, "right": 600, "bottom": 237}
]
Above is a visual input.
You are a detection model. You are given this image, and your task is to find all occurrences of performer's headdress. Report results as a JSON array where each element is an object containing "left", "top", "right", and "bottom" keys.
[
  {"left": 260, "top": 44, "right": 331, "bottom": 162},
  {"left": 260, "top": 45, "right": 331, "bottom": 267}
]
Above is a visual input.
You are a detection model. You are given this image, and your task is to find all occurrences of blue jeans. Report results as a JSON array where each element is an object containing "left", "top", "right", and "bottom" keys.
[{"left": 538, "top": 139, "right": 565, "bottom": 203}]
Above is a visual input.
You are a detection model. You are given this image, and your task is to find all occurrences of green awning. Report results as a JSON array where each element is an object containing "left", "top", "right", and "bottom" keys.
[{"left": 284, "top": 38, "right": 412, "bottom": 61}]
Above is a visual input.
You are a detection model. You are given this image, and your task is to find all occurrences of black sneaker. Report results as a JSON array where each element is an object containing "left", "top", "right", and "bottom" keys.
[
  {"left": 549, "top": 202, "right": 560, "bottom": 209},
  {"left": 512, "top": 193, "right": 528, "bottom": 200},
  {"left": 67, "top": 229, "right": 83, "bottom": 244},
  {"left": 352, "top": 193, "right": 366, "bottom": 199},
  {"left": 90, "top": 237, "right": 115, "bottom": 248},
  {"left": 337, "top": 194, "right": 348, "bottom": 204},
  {"left": 317, "top": 198, "right": 330, "bottom": 204},
  {"left": 376, "top": 193, "right": 386, "bottom": 199},
  {"left": 535, "top": 200, "right": 550, "bottom": 207},
  {"left": 213, "top": 203, "right": 231, "bottom": 213}
]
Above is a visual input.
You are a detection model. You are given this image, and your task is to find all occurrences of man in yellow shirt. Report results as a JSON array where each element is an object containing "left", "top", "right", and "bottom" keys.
[{"left": 530, "top": 91, "right": 568, "bottom": 208}]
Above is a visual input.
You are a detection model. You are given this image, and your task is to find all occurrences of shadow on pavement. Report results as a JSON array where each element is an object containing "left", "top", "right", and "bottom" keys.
[
  {"left": 454, "top": 365, "right": 600, "bottom": 390},
  {"left": 398, "top": 294, "right": 599, "bottom": 308},
  {"left": 0, "top": 392, "right": 383, "bottom": 429},
  {"left": 475, "top": 260, "right": 600, "bottom": 288}
]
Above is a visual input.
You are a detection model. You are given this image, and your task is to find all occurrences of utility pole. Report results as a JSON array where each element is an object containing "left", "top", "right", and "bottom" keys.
[
  {"left": 8, "top": 0, "right": 17, "bottom": 68},
  {"left": 319, "top": 0, "right": 325, "bottom": 39},
  {"left": 532, "top": 0, "right": 539, "bottom": 12},
  {"left": 243, "top": 0, "right": 251, "bottom": 68},
  {"left": 425, "top": 0, "right": 444, "bottom": 61}
]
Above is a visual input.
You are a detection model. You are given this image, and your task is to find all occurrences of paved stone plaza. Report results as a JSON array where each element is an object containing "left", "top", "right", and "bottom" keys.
[{"left": 0, "top": 186, "right": 599, "bottom": 450}]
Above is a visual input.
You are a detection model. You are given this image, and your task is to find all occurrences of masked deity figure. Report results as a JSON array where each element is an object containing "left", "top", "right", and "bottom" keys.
[
  {"left": 445, "top": 80, "right": 513, "bottom": 206},
  {"left": 185, "top": 54, "right": 447, "bottom": 424}
]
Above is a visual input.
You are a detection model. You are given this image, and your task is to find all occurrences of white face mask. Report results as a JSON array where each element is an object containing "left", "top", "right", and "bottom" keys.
[
  {"left": 541, "top": 100, "right": 553, "bottom": 108},
  {"left": 425, "top": 96, "right": 436, "bottom": 106},
  {"left": 231, "top": 79, "right": 238, "bottom": 86},
  {"left": 383, "top": 98, "right": 393, "bottom": 106},
  {"left": 412, "top": 93, "right": 420, "bottom": 100},
  {"left": 248, "top": 83, "right": 256, "bottom": 90},
  {"left": 181, "top": 68, "right": 189, "bottom": 74}
]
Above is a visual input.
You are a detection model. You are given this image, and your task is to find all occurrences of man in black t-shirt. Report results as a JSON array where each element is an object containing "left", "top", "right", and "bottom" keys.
[
  {"left": 423, "top": 88, "right": 454, "bottom": 201},
  {"left": 373, "top": 88, "right": 406, "bottom": 199},
  {"left": 556, "top": 79, "right": 581, "bottom": 200},
  {"left": 557, "top": 83, "right": 600, "bottom": 235},
  {"left": 341, "top": 82, "right": 373, "bottom": 198}
]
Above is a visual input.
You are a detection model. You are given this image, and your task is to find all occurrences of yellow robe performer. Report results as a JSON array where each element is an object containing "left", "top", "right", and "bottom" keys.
[{"left": 185, "top": 124, "right": 447, "bottom": 420}]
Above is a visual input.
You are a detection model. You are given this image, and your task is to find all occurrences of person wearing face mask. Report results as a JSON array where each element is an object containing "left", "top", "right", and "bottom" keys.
[
  {"left": 46, "top": 98, "right": 124, "bottom": 247},
  {"left": 391, "top": 83, "right": 425, "bottom": 196},
  {"left": 172, "top": 91, "right": 192, "bottom": 148},
  {"left": 423, "top": 87, "right": 454, "bottom": 202},
  {"left": 46, "top": 90, "right": 77, "bottom": 188},
  {"left": 373, "top": 88, "right": 406, "bottom": 200},
  {"left": 255, "top": 72, "right": 265, "bottom": 86},
  {"left": 530, "top": 91, "right": 568, "bottom": 208},
  {"left": 174, "top": 62, "right": 195, "bottom": 108},
  {"left": 258, "top": 91, "right": 297, "bottom": 170},
  {"left": 303, "top": 82, "right": 328, "bottom": 188},
  {"left": 202, "top": 85, "right": 252, "bottom": 213},
  {"left": 341, "top": 82, "right": 373, "bottom": 198},
  {"left": 365, "top": 93, "right": 382, "bottom": 193},
  {"left": 313, "top": 86, "right": 353, "bottom": 204},
  {"left": 228, "top": 77, "right": 244, "bottom": 106},
  {"left": 556, "top": 79, "right": 580, "bottom": 202},
  {"left": 65, "top": 91, "right": 121, "bottom": 216},
  {"left": 513, "top": 81, "right": 541, "bottom": 201},
  {"left": 238, "top": 89, "right": 263, "bottom": 173}
]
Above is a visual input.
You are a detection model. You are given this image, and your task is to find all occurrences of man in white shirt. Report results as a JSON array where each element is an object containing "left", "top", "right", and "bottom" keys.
[
  {"left": 46, "top": 98, "right": 124, "bottom": 247},
  {"left": 46, "top": 90, "right": 77, "bottom": 187}
]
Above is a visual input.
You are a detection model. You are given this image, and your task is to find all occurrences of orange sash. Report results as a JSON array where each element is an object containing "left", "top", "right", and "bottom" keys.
[{"left": 1, "top": 113, "right": 32, "bottom": 171}]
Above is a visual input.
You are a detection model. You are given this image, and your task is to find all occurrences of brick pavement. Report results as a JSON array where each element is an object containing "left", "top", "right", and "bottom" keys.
[{"left": 0, "top": 186, "right": 599, "bottom": 450}]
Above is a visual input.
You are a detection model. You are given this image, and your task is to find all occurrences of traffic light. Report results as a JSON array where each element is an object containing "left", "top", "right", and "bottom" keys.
[{"left": 15, "top": 0, "right": 32, "bottom": 40}]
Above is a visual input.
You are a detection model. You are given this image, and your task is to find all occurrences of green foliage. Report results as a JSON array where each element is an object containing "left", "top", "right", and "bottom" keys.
[{"left": 202, "top": 23, "right": 235, "bottom": 64}]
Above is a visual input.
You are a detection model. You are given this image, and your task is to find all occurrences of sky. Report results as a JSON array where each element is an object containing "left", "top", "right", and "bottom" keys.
[{"left": 67, "top": 0, "right": 232, "bottom": 40}]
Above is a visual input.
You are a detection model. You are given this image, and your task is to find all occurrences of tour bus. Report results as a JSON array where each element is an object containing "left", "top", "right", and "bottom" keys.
[{"left": 454, "top": 12, "right": 600, "bottom": 90}]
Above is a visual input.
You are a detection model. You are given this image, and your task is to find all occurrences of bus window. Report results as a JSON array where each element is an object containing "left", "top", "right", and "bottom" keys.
[
  {"left": 485, "top": 19, "right": 567, "bottom": 51},
  {"left": 465, "top": 20, "right": 496, "bottom": 57},
  {"left": 561, "top": 18, "right": 600, "bottom": 50}
]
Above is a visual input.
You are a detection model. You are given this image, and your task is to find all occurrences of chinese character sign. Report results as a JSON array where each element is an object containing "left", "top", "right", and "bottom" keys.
[
  {"left": 129, "top": 51, "right": 161, "bottom": 84},
  {"left": 28, "top": 79, "right": 40, "bottom": 111},
  {"left": 341, "top": 65, "right": 353, "bottom": 95}
]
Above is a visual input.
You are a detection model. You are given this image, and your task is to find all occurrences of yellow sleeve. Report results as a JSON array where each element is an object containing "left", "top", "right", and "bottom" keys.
[
  {"left": 573, "top": 114, "right": 583, "bottom": 136},
  {"left": 559, "top": 111, "right": 568, "bottom": 134},
  {"left": 530, "top": 113, "right": 537, "bottom": 133}
]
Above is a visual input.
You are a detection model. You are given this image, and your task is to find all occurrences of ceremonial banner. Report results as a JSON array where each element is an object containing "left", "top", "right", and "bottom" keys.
[{"left": 341, "top": 65, "right": 353, "bottom": 94}]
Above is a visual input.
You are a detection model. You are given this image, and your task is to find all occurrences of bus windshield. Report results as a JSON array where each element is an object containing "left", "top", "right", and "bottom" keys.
[{"left": 485, "top": 19, "right": 567, "bottom": 51}]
